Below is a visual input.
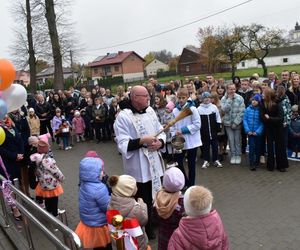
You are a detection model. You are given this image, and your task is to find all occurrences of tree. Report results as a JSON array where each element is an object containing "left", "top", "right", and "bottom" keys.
[
  {"left": 144, "top": 52, "right": 155, "bottom": 65},
  {"left": 45, "top": 0, "right": 64, "bottom": 90},
  {"left": 237, "top": 24, "right": 285, "bottom": 77},
  {"left": 216, "top": 26, "right": 248, "bottom": 78}
]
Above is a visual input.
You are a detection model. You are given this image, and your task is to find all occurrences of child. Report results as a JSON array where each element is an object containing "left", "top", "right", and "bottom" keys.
[
  {"left": 168, "top": 186, "right": 229, "bottom": 250},
  {"left": 108, "top": 175, "right": 149, "bottom": 250},
  {"left": 58, "top": 119, "right": 72, "bottom": 150},
  {"left": 171, "top": 87, "right": 201, "bottom": 187},
  {"left": 153, "top": 167, "right": 185, "bottom": 250},
  {"left": 72, "top": 110, "right": 85, "bottom": 142},
  {"left": 161, "top": 101, "right": 175, "bottom": 162},
  {"left": 30, "top": 140, "right": 65, "bottom": 217},
  {"left": 51, "top": 108, "right": 63, "bottom": 147},
  {"left": 197, "top": 92, "right": 222, "bottom": 168},
  {"left": 289, "top": 105, "right": 300, "bottom": 158},
  {"left": 243, "top": 94, "right": 264, "bottom": 170},
  {"left": 75, "top": 154, "right": 111, "bottom": 250},
  {"left": 27, "top": 108, "right": 40, "bottom": 136}
]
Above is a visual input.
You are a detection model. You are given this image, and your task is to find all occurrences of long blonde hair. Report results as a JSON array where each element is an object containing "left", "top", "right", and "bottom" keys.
[{"left": 263, "top": 87, "right": 275, "bottom": 110}]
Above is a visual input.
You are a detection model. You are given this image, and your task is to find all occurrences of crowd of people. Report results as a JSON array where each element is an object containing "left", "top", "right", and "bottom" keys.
[{"left": 0, "top": 69, "right": 300, "bottom": 249}]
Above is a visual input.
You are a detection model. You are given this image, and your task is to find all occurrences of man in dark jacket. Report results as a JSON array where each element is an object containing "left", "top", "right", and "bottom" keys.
[{"left": 35, "top": 94, "right": 53, "bottom": 139}]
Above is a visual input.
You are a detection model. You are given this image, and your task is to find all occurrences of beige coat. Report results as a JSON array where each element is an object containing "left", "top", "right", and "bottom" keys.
[{"left": 27, "top": 116, "right": 40, "bottom": 136}]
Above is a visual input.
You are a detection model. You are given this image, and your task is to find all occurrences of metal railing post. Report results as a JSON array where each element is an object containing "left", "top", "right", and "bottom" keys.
[
  {"left": 13, "top": 178, "right": 34, "bottom": 250},
  {"left": 0, "top": 191, "right": 10, "bottom": 227}
]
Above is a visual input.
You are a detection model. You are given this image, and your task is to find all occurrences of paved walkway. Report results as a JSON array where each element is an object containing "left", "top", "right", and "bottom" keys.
[{"left": 2, "top": 140, "right": 300, "bottom": 249}]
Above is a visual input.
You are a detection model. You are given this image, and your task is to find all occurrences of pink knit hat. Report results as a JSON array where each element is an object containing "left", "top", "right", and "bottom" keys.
[
  {"left": 163, "top": 167, "right": 185, "bottom": 193},
  {"left": 85, "top": 151, "right": 105, "bottom": 170},
  {"left": 37, "top": 140, "right": 49, "bottom": 154},
  {"left": 38, "top": 133, "right": 51, "bottom": 143},
  {"left": 166, "top": 101, "right": 175, "bottom": 112}
]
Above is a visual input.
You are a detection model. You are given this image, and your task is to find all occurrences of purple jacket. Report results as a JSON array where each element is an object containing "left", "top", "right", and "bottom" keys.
[
  {"left": 51, "top": 116, "right": 62, "bottom": 132},
  {"left": 168, "top": 210, "right": 229, "bottom": 250}
]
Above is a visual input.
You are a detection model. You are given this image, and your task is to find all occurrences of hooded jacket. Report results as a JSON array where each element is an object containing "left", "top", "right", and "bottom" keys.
[
  {"left": 221, "top": 93, "right": 245, "bottom": 127},
  {"left": 79, "top": 157, "right": 110, "bottom": 227},
  {"left": 243, "top": 104, "right": 264, "bottom": 135},
  {"left": 168, "top": 210, "right": 229, "bottom": 250}
]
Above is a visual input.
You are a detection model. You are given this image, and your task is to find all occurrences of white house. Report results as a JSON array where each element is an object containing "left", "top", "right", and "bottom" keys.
[
  {"left": 237, "top": 45, "right": 300, "bottom": 69},
  {"left": 145, "top": 59, "right": 169, "bottom": 77}
]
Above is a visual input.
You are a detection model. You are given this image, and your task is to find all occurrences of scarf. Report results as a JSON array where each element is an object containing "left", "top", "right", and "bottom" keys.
[{"left": 155, "top": 189, "right": 180, "bottom": 219}]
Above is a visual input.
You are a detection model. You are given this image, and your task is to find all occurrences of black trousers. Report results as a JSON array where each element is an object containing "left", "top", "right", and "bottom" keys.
[
  {"left": 40, "top": 120, "right": 53, "bottom": 138},
  {"left": 94, "top": 122, "right": 105, "bottom": 141},
  {"left": 266, "top": 126, "right": 289, "bottom": 170},
  {"left": 135, "top": 181, "right": 154, "bottom": 233},
  {"left": 45, "top": 196, "right": 58, "bottom": 217}
]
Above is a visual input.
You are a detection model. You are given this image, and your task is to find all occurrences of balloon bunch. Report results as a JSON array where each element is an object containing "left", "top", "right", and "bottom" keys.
[{"left": 0, "top": 59, "right": 28, "bottom": 146}]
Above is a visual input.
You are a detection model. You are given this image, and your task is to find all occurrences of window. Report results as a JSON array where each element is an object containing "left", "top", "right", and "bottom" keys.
[
  {"left": 186, "top": 65, "right": 190, "bottom": 72},
  {"left": 114, "top": 66, "right": 119, "bottom": 72},
  {"left": 241, "top": 61, "right": 245, "bottom": 67},
  {"left": 102, "top": 66, "right": 111, "bottom": 75},
  {"left": 283, "top": 58, "right": 288, "bottom": 63},
  {"left": 94, "top": 68, "right": 98, "bottom": 74}
]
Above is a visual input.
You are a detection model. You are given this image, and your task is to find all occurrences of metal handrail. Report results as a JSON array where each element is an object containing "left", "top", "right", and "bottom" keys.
[{"left": 0, "top": 174, "right": 82, "bottom": 250}]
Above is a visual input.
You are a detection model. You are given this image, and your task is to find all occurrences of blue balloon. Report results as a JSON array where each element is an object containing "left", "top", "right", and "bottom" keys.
[{"left": 0, "top": 99, "right": 8, "bottom": 120}]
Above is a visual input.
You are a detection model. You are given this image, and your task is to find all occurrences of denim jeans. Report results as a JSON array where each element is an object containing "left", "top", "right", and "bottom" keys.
[
  {"left": 61, "top": 136, "right": 69, "bottom": 149},
  {"left": 225, "top": 126, "right": 242, "bottom": 157},
  {"left": 174, "top": 147, "right": 198, "bottom": 187},
  {"left": 248, "top": 135, "right": 261, "bottom": 166}
]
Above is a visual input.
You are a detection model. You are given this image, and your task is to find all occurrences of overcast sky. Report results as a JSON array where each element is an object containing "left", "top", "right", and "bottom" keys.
[{"left": 1, "top": 0, "right": 300, "bottom": 67}]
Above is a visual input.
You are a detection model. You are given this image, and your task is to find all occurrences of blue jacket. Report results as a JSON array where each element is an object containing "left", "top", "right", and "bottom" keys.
[
  {"left": 243, "top": 105, "right": 264, "bottom": 135},
  {"left": 78, "top": 157, "right": 110, "bottom": 227}
]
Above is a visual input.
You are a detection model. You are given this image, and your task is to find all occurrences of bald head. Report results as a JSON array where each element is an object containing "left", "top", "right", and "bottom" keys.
[{"left": 130, "top": 86, "right": 150, "bottom": 111}]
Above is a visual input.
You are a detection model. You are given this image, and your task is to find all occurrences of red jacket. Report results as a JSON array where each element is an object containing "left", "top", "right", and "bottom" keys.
[{"left": 168, "top": 209, "right": 229, "bottom": 250}]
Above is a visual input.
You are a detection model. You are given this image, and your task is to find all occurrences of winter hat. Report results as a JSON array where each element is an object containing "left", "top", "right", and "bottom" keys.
[
  {"left": 28, "top": 136, "right": 38, "bottom": 146},
  {"left": 202, "top": 92, "right": 211, "bottom": 98},
  {"left": 163, "top": 167, "right": 185, "bottom": 193},
  {"left": 38, "top": 133, "right": 51, "bottom": 143},
  {"left": 166, "top": 101, "right": 175, "bottom": 112},
  {"left": 84, "top": 151, "right": 105, "bottom": 170},
  {"left": 291, "top": 105, "right": 299, "bottom": 112},
  {"left": 108, "top": 175, "right": 137, "bottom": 197},
  {"left": 252, "top": 93, "right": 262, "bottom": 103},
  {"left": 74, "top": 110, "right": 80, "bottom": 116},
  {"left": 28, "top": 108, "right": 35, "bottom": 113},
  {"left": 184, "top": 186, "right": 213, "bottom": 217},
  {"left": 37, "top": 140, "right": 50, "bottom": 154}
]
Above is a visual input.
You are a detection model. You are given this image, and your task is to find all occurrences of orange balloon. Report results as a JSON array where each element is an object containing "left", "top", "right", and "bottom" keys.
[{"left": 0, "top": 59, "right": 16, "bottom": 91}]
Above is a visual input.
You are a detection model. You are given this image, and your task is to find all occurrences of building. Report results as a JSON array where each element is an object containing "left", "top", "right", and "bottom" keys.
[
  {"left": 178, "top": 47, "right": 203, "bottom": 76},
  {"left": 145, "top": 58, "right": 169, "bottom": 77},
  {"left": 14, "top": 70, "right": 30, "bottom": 87},
  {"left": 36, "top": 66, "right": 78, "bottom": 84},
  {"left": 88, "top": 51, "right": 145, "bottom": 83},
  {"left": 237, "top": 45, "right": 300, "bottom": 69},
  {"left": 289, "top": 22, "right": 300, "bottom": 45}
]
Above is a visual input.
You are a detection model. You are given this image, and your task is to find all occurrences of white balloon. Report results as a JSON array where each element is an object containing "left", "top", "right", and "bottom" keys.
[{"left": 2, "top": 84, "right": 27, "bottom": 112}]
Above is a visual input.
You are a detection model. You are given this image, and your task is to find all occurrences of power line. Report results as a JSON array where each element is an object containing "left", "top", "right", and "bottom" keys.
[{"left": 86, "top": 0, "right": 253, "bottom": 52}]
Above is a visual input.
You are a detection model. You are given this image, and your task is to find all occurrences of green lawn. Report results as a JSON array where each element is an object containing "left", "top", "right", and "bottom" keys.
[{"left": 156, "top": 64, "right": 300, "bottom": 82}]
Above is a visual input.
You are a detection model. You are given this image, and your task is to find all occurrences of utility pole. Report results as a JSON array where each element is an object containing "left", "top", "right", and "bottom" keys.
[{"left": 69, "top": 50, "right": 75, "bottom": 87}]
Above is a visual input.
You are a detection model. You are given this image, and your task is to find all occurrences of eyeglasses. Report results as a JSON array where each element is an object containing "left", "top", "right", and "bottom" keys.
[{"left": 134, "top": 94, "right": 149, "bottom": 98}]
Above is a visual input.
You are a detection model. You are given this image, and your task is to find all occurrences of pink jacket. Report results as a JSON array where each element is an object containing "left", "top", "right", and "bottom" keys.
[
  {"left": 72, "top": 116, "right": 85, "bottom": 134},
  {"left": 168, "top": 210, "right": 229, "bottom": 250}
]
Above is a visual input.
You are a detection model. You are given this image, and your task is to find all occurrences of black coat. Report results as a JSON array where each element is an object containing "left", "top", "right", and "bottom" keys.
[{"left": 0, "top": 127, "right": 24, "bottom": 181}]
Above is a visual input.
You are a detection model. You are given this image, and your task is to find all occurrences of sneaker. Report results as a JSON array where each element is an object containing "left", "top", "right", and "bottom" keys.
[
  {"left": 297, "top": 152, "right": 300, "bottom": 158},
  {"left": 201, "top": 161, "right": 210, "bottom": 169},
  {"left": 291, "top": 152, "right": 296, "bottom": 158},
  {"left": 214, "top": 160, "right": 223, "bottom": 168},
  {"left": 260, "top": 156, "right": 266, "bottom": 164},
  {"left": 68, "top": 146, "right": 72, "bottom": 150},
  {"left": 76, "top": 139, "right": 80, "bottom": 143},
  {"left": 230, "top": 156, "right": 236, "bottom": 164},
  {"left": 235, "top": 156, "right": 241, "bottom": 164}
]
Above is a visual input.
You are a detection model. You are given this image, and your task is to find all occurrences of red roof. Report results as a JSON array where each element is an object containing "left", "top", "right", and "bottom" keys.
[{"left": 88, "top": 51, "right": 145, "bottom": 67}]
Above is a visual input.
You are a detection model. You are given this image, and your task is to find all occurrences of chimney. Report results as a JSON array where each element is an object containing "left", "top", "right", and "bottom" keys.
[
  {"left": 118, "top": 51, "right": 123, "bottom": 55},
  {"left": 107, "top": 53, "right": 110, "bottom": 56}
]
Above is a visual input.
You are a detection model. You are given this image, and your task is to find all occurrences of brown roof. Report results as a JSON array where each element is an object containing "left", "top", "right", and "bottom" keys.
[
  {"left": 88, "top": 51, "right": 145, "bottom": 67},
  {"left": 178, "top": 48, "right": 201, "bottom": 65}
]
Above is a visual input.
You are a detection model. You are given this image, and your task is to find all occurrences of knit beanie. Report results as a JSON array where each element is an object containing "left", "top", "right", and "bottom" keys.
[
  {"left": 28, "top": 136, "right": 38, "bottom": 146},
  {"left": 38, "top": 133, "right": 51, "bottom": 143},
  {"left": 163, "top": 167, "right": 185, "bottom": 193},
  {"left": 202, "top": 92, "right": 211, "bottom": 98},
  {"left": 291, "top": 105, "right": 299, "bottom": 112},
  {"left": 166, "top": 101, "right": 175, "bottom": 112},
  {"left": 28, "top": 108, "right": 35, "bottom": 113},
  {"left": 108, "top": 175, "right": 137, "bottom": 197},
  {"left": 84, "top": 151, "right": 105, "bottom": 171},
  {"left": 252, "top": 93, "right": 262, "bottom": 103},
  {"left": 37, "top": 140, "right": 49, "bottom": 154},
  {"left": 74, "top": 110, "right": 80, "bottom": 116},
  {"left": 184, "top": 186, "right": 213, "bottom": 217}
]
